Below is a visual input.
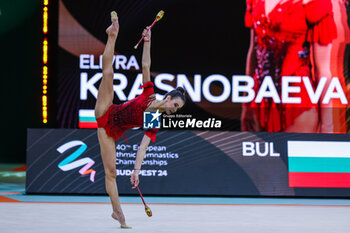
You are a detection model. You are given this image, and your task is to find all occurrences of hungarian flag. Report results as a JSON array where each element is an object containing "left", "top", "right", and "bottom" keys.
[
  {"left": 288, "top": 141, "right": 350, "bottom": 188},
  {"left": 79, "top": 109, "right": 97, "bottom": 128}
]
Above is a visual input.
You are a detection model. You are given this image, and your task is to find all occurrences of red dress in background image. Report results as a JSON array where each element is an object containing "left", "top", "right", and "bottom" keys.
[{"left": 245, "top": 0, "right": 337, "bottom": 132}]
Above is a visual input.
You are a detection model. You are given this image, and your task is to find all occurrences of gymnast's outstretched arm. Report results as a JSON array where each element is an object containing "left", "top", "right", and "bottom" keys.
[
  {"left": 313, "top": 43, "right": 333, "bottom": 133},
  {"left": 130, "top": 135, "right": 151, "bottom": 188},
  {"left": 142, "top": 27, "right": 151, "bottom": 84}
]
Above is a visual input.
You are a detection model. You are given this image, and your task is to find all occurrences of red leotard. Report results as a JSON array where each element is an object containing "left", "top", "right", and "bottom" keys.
[
  {"left": 96, "top": 81, "right": 159, "bottom": 142},
  {"left": 245, "top": 0, "right": 337, "bottom": 132}
]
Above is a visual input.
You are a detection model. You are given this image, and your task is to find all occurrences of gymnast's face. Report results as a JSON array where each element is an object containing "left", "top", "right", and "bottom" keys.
[{"left": 164, "top": 96, "right": 184, "bottom": 115}]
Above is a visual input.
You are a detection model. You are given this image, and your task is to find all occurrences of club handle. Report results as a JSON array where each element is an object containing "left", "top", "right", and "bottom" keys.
[
  {"left": 136, "top": 186, "right": 147, "bottom": 206},
  {"left": 134, "top": 20, "right": 157, "bottom": 49}
]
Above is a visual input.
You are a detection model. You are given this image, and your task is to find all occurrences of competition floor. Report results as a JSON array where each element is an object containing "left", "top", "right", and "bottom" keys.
[{"left": 1, "top": 165, "right": 350, "bottom": 233}]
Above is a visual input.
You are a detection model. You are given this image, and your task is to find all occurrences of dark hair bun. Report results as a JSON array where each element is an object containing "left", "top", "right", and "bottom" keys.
[
  {"left": 163, "top": 87, "right": 186, "bottom": 102},
  {"left": 176, "top": 87, "right": 185, "bottom": 95}
]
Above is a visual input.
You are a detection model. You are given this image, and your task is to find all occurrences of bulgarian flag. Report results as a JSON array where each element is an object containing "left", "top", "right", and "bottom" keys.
[
  {"left": 288, "top": 141, "right": 350, "bottom": 188},
  {"left": 79, "top": 109, "right": 97, "bottom": 128}
]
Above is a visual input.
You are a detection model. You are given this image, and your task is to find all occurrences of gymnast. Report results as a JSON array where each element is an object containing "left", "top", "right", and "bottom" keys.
[{"left": 94, "top": 12, "right": 185, "bottom": 228}]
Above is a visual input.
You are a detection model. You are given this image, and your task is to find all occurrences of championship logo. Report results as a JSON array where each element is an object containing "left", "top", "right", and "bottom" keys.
[{"left": 57, "top": 140, "right": 96, "bottom": 182}]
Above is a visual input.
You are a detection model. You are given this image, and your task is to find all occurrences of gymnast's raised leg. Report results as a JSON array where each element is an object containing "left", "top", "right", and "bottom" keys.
[{"left": 94, "top": 12, "right": 131, "bottom": 229}]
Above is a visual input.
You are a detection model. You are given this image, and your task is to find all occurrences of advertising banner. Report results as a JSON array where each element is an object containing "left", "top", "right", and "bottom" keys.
[
  {"left": 26, "top": 129, "right": 350, "bottom": 197},
  {"left": 55, "top": 0, "right": 350, "bottom": 133}
]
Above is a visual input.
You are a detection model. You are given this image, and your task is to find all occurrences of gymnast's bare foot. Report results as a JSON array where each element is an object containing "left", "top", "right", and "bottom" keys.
[
  {"left": 112, "top": 211, "right": 132, "bottom": 229},
  {"left": 106, "top": 11, "right": 119, "bottom": 38}
]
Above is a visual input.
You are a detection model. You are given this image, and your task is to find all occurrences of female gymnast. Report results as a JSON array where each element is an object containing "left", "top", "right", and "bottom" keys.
[
  {"left": 242, "top": 0, "right": 337, "bottom": 133},
  {"left": 94, "top": 13, "right": 185, "bottom": 228}
]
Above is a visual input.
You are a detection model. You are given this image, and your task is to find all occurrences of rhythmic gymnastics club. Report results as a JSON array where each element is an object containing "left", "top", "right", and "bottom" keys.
[
  {"left": 136, "top": 186, "right": 152, "bottom": 217},
  {"left": 110, "top": 11, "right": 118, "bottom": 22},
  {"left": 134, "top": 10, "right": 165, "bottom": 49}
]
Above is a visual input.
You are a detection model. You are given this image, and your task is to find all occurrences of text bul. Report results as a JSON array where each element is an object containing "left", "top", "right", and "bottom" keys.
[{"left": 242, "top": 142, "right": 280, "bottom": 157}]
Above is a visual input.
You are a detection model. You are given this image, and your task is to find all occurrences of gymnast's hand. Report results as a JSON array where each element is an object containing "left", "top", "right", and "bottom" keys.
[
  {"left": 130, "top": 170, "right": 140, "bottom": 189},
  {"left": 142, "top": 26, "right": 151, "bottom": 42},
  {"left": 241, "top": 104, "right": 261, "bottom": 132}
]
